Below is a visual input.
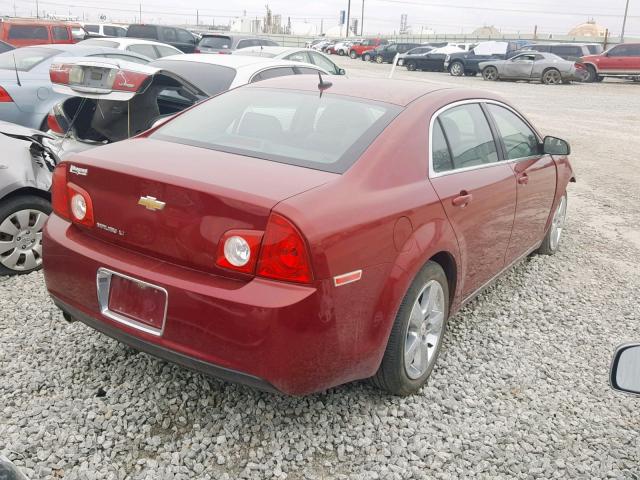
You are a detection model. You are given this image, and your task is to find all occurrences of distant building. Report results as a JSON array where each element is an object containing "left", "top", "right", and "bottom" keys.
[
  {"left": 472, "top": 25, "right": 501, "bottom": 37},
  {"left": 290, "top": 22, "right": 317, "bottom": 36},
  {"left": 568, "top": 20, "right": 607, "bottom": 37},
  {"left": 230, "top": 15, "right": 263, "bottom": 33}
]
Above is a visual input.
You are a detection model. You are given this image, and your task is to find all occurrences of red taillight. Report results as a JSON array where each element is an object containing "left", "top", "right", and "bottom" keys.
[
  {"left": 50, "top": 63, "right": 150, "bottom": 93},
  {"left": 51, "top": 164, "right": 94, "bottom": 227},
  {"left": 51, "top": 164, "right": 70, "bottom": 220},
  {"left": 218, "top": 50, "right": 231, "bottom": 54},
  {"left": 49, "top": 63, "right": 71, "bottom": 84},
  {"left": 0, "top": 86, "right": 13, "bottom": 103},
  {"left": 47, "top": 113, "right": 64, "bottom": 134},
  {"left": 112, "top": 70, "right": 149, "bottom": 92},
  {"left": 216, "top": 230, "right": 263, "bottom": 274},
  {"left": 257, "top": 213, "right": 313, "bottom": 284},
  {"left": 194, "top": 47, "right": 201, "bottom": 53}
]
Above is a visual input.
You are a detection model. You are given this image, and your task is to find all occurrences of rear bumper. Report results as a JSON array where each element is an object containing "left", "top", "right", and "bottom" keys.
[{"left": 43, "top": 215, "right": 392, "bottom": 395}]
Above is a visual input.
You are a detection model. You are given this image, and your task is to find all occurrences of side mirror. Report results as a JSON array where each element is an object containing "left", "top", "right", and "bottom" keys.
[
  {"left": 338, "top": 68, "right": 346, "bottom": 75},
  {"left": 610, "top": 344, "right": 640, "bottom": 395},
  {"left": 542, "top": 136, "right": 570, "bottom": 156}
]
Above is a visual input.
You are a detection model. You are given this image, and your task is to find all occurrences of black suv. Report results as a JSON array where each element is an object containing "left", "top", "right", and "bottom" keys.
[
  {"left": 445, "top": 41, "right": 529, "bottom": 76},
  {"left": 367, "top": 42, "right": 421, "bottom": 64},
  {"left": 126, "top": 24, "right": 198, "bottom": 53}
]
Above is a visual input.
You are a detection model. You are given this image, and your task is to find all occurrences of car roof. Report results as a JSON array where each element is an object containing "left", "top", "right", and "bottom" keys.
[
  {"left": 14, "top": 44, "right": 152, "bottom": 60},
  {"left": 244, "top": 75, "right": 453, "bottom": 107},
  {"left": 158, "top": 53, "right": 317, "bottom": 69},
  {"left": 236, "top": 46, "right": 302, "bottom": 56},
  {"left": 80, "top": 38, "right": 178, "bottom": 48}
]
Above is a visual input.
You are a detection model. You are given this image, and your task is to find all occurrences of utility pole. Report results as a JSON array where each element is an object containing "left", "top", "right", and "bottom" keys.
[
  {"left": 345, "top": 0, "right": 351, "bottom": 37},
  {"left": 36, "top": 0, "right": 39, "bottom": 18},
  {"left": 196, "top": 9, "right": 199, "bottom": 25},
  {"left": 361, "top": 0, "right": 365, "bottom": 36},
  {"left": 620, "top": 0, "right": 630, "bottom": 42},
  {"left": 139, "top": 3, "right": 142, "bottom": 23}
]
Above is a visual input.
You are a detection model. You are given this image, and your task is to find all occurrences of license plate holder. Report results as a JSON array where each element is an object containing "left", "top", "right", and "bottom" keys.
[{"left": 97, "top": 268, "right": 167, "bottom": 336}]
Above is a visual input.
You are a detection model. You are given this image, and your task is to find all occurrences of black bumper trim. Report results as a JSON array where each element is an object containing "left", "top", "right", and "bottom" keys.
[{"left": 52, "top": 297, "right": 278, "bottom": 394}]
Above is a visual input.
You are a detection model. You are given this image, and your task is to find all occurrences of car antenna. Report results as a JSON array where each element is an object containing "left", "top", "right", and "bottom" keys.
[
  {"left": 317, "top": 72, "right": 332, "bottom": 97},
  {"left": 12, "top": 53, "right": 21, "bottom": 87}
]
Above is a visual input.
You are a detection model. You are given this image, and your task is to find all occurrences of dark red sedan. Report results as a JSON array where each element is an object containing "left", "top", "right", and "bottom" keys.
[{"left": 43, "top": 76, "right": 574, "bottom": 396}]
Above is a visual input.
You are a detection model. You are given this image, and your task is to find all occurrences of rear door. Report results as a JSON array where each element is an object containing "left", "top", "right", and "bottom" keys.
[
  {"left": 485, "top": 103, "right": 556, "bottom": 264},
  {"left": 429, "top": 102, "right": 517, "bottom": 298}
]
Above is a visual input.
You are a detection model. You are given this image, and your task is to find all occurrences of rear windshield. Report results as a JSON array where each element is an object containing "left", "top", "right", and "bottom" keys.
[
  {"left": 199, "top": 36, "right": 232, "bottom": 49},
  {"left": 149, "top": 59, "right": 236, "bottom": 96},
  {"left": 0, "top": 47, "right": 60, "bottom": 71},
  {"left": 80, "top": 39, "right": 119, "bottom": 48},
  {"left": 152, "top": 88, "right": 402, "bottom": 173},
  {"left": 127, "top": 25, "right": 157, "bottom": 39}
]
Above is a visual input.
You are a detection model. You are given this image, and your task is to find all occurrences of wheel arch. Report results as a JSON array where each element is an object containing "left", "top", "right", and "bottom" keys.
[{"left": 2, "top": 186, "right": 51, "bottom": 204}]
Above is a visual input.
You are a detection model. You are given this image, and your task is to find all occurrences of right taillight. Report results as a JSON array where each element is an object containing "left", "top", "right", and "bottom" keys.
[
  {"left": 51, "top": 164, "right": 95, "bottom": 227},
  {"left": 0, "top": 86, "right": 13, "bottom": 103},
  {"left": 47, "top": 113, "right": 65, "bottom": 134},
  {"left": 257, "top": 213, "right": 313, "bottom": 284}
]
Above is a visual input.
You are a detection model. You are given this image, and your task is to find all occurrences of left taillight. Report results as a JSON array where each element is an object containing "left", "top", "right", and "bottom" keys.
[
  {"left": 51, "top": 164, "right": 94, "bottom": 227},
  {"left": 0, "top": 86, "right": 13, "bottom": 103}
]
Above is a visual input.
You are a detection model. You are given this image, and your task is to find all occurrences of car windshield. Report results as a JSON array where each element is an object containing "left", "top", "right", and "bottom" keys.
[
  {"left": 149, "top": 59, "right": 236, "bottom": 96},
  {"left": 152, "top": 88, "right": 402, "bottom": 174},
  {"left": 0, "top": 47, "right": 60, "bottom": 71},
  {"left": 199, "top": 36, "right": 232, "bottom": 49}
]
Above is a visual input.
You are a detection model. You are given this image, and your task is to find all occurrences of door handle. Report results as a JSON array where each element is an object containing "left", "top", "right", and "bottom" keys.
[
  {"left": 452, "top": 190, "right": 473, "bottom": 207},
  {"left": 517, "top": 173, "right": 529, "bottom": 185}
]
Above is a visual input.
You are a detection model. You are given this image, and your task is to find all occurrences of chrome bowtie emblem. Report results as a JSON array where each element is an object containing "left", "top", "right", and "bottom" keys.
[{"left": 138, "top": 196, "right": 166, "bottom": 211}]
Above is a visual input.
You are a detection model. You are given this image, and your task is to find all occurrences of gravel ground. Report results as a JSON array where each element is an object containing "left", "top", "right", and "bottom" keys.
[{"left": 1, "top": 58, "right": 640, "bottom": 480}]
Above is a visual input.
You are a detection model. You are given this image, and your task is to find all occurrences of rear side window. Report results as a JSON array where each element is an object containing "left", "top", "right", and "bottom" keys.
[
  {"left": 199, "top": 36, "right": 231, "bottom": 49},
  {"left": 52, "top": 26, "right": 70, "bottom": 41},
  {"left": 152, "top": 88, "right": 402, "bottom": 174},
  {"left": 127, "top": 44, "right": 159, "bottom": 59},
  {"left": 85, "top": 25, "right": 99, "bottom": 33},
  {"left": 437, "top": 104, "right": 498, "bottom": 170},
  {"left": 432, "top": 120, "right": 454, "bottom": 173},
  {"left": 156, "top": 45, "right": 181, "bottom": 57},
  {"left": 285, "top": 51, "right": 311, "bottom": 63},
  {"left": 104, "top": 26, "right": 126, "bottom": 37},
  {"left": 486, "top": 105, "right": 539, "bottom": 160},
  {"left": 251, "top": 67, "right": 296, "bottom": 83},
  {"left": 127, "top": 25, "right": 157, "bottom": 39},
  {"left": 8, "top": 25, "right": 49, "bottom": 40}
]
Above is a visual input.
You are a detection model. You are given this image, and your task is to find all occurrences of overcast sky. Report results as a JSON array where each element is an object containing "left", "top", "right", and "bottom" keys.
[{"left": 2, "top": 0, "right": 638, "bottom": 36}]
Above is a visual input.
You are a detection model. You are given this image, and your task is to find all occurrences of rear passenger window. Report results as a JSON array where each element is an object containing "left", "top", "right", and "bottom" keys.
[
  {"left": 251, "top": 67, "right": 296, "bottom": 83},
  {"left": 432, "top": 120, "right": 453, "bottom": 173},
  {"left": 8, "top": 25, "right": 49, "bottom": 40},
  {"left": 127, "top": 44, "right": 159, "bottom": 59},
  {"left": 85, "top": 25, "right": 99, "bottom": 33},
  {"left": 437, "top": 104, "right": 498, "bottom": 170},
  {"left": 52, "top": 27, "right": 70, "bottom": 40},
  {"left": 487, "top": 104, "right": 539, "bottom": 159}
]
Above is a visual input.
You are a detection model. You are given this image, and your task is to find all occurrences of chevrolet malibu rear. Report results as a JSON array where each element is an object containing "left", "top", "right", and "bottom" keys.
[{"left": 44, "top": 76, "right": 573, "bottom": 395}]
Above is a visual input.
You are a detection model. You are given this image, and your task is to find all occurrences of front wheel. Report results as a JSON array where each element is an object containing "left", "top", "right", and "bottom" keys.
[
  {"left": 372, "top": 261, "right": 449, "bottom": 396},
  {"left": 406, "top": 62, "right": 416, "bottom": 71},
  {"left": 338, "top": 50, "right": 345, "bottom": 56},
  {"left": 363, "top": 53, "right": 371, "bottom": 62},
  {"left": 0, "top": 195, "right": 51, "bottom": 275},
  {"left": 584, "top": 65, "right": 598, "bottom": 83},
  {"left": 482, "top": 66, "right": 499, "bottom": 81},
  {"left": 537, "top": 193, "right": 567, "bottom": 255},
  {"left": 449, "top": 61, "right": 464, "bottom": 76},
  {"left": 349, "top": 50, "right": 357, "bottom": 59},
  {"left": 542, "top": 68, "right": 562, "bottom": 85},
  {"left": 375, "top": 55, "right": 384, "bottom": 64}
]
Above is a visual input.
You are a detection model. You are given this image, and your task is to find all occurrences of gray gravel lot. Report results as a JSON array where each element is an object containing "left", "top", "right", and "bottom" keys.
[{"left": 1, "top": 57, "right": 640, "bottom": 480}]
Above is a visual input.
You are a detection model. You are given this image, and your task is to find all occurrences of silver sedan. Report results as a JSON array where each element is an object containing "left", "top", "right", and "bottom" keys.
[{"left": 479, "top": 51, "right": 586, "bottom": 84}]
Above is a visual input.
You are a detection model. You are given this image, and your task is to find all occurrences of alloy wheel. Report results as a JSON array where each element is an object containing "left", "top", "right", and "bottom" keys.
[
  {"left": 404, "top": 280, "right": 445, "bottom": 380},
  {"left": 549, "top": 195, "right": 567, "bottom": 251},
  {"left": 450, "top": 62, "right": 463, "bottom": 76},
  {"left": 0, "top": 209, "right": 48, "bottom": 272},
  {"left": 375, "top": 55, "right": 383, "bottom": 64},
  {"left": 483, "top": 67, "right": 498, "bottom": 81},
  {"left": 407, "top": 62, "right": 416, "bottom": 71},
  {"left": 543, "top": 69, "right": 562, "bottom": 85}
]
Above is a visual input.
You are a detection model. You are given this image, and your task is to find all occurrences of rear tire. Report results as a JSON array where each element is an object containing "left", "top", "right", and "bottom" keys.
[
  {"left": 406, "top": 62, "right": 416, "bottom": 71},
  {"left": 585, "top": 65, "right": 598, "bottom": 83},
  {"left": 482, "top": 66, "right": 499, "bottom": 81},
  {"left": 0, "top": 195, "right": 51, "bottom": 276},
  {"left": 542, "top": 68, "right": 562, "bottom": 85},
  {"left": 372, "top": 261, "right": 449, "bottom": 396},
  {"left": 537, "top": 193, "right": 567, "bottom": 255},
  {"left": 375, "top": 55, "right": 384, "bottom": 64},
  {"left": 449, "top": 61, "right": 464, "bottom": 76}
]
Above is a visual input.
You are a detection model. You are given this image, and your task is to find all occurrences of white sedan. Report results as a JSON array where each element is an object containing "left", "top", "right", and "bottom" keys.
[
  {"left": 78, "top": 38, "right": 183, "bottom": 60},
  {"left": 233, "top": 46, "right": 345, "bottom": 76}
]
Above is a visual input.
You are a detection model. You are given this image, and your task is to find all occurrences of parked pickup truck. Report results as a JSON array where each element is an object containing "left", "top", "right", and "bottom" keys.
[
  {"left": 444, "top": 40, "right": 529, "bottom": 76},
  {"left": 580, "top": 43, "right": 640, "bottom": 82},
  {"left": 349, "top": 38, "right": 388, "bottom": 59}
]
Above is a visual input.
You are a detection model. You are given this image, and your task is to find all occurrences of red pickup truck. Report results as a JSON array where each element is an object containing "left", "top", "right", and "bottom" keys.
[
  {"left": 349, "top": 38, "right": 389, "bottom": 59},
  {"left": 581, "top": 43, "right": 640, "bottom": 82}
]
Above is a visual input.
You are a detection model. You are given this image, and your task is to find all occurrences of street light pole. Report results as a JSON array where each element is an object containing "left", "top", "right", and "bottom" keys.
[
  {"left": 361, "top": 0, "right": 365, "bottom": 36},
  {"left": 346, "top": 0, "right": 351, "bottom": 37},
  {"left": 620, "top": 0, "right": 630, "bottom": 42}
]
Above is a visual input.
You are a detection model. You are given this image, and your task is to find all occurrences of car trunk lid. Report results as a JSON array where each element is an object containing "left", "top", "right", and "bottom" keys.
[{"left": 63, "top": 138, "right": 337, "bottom": 277}]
